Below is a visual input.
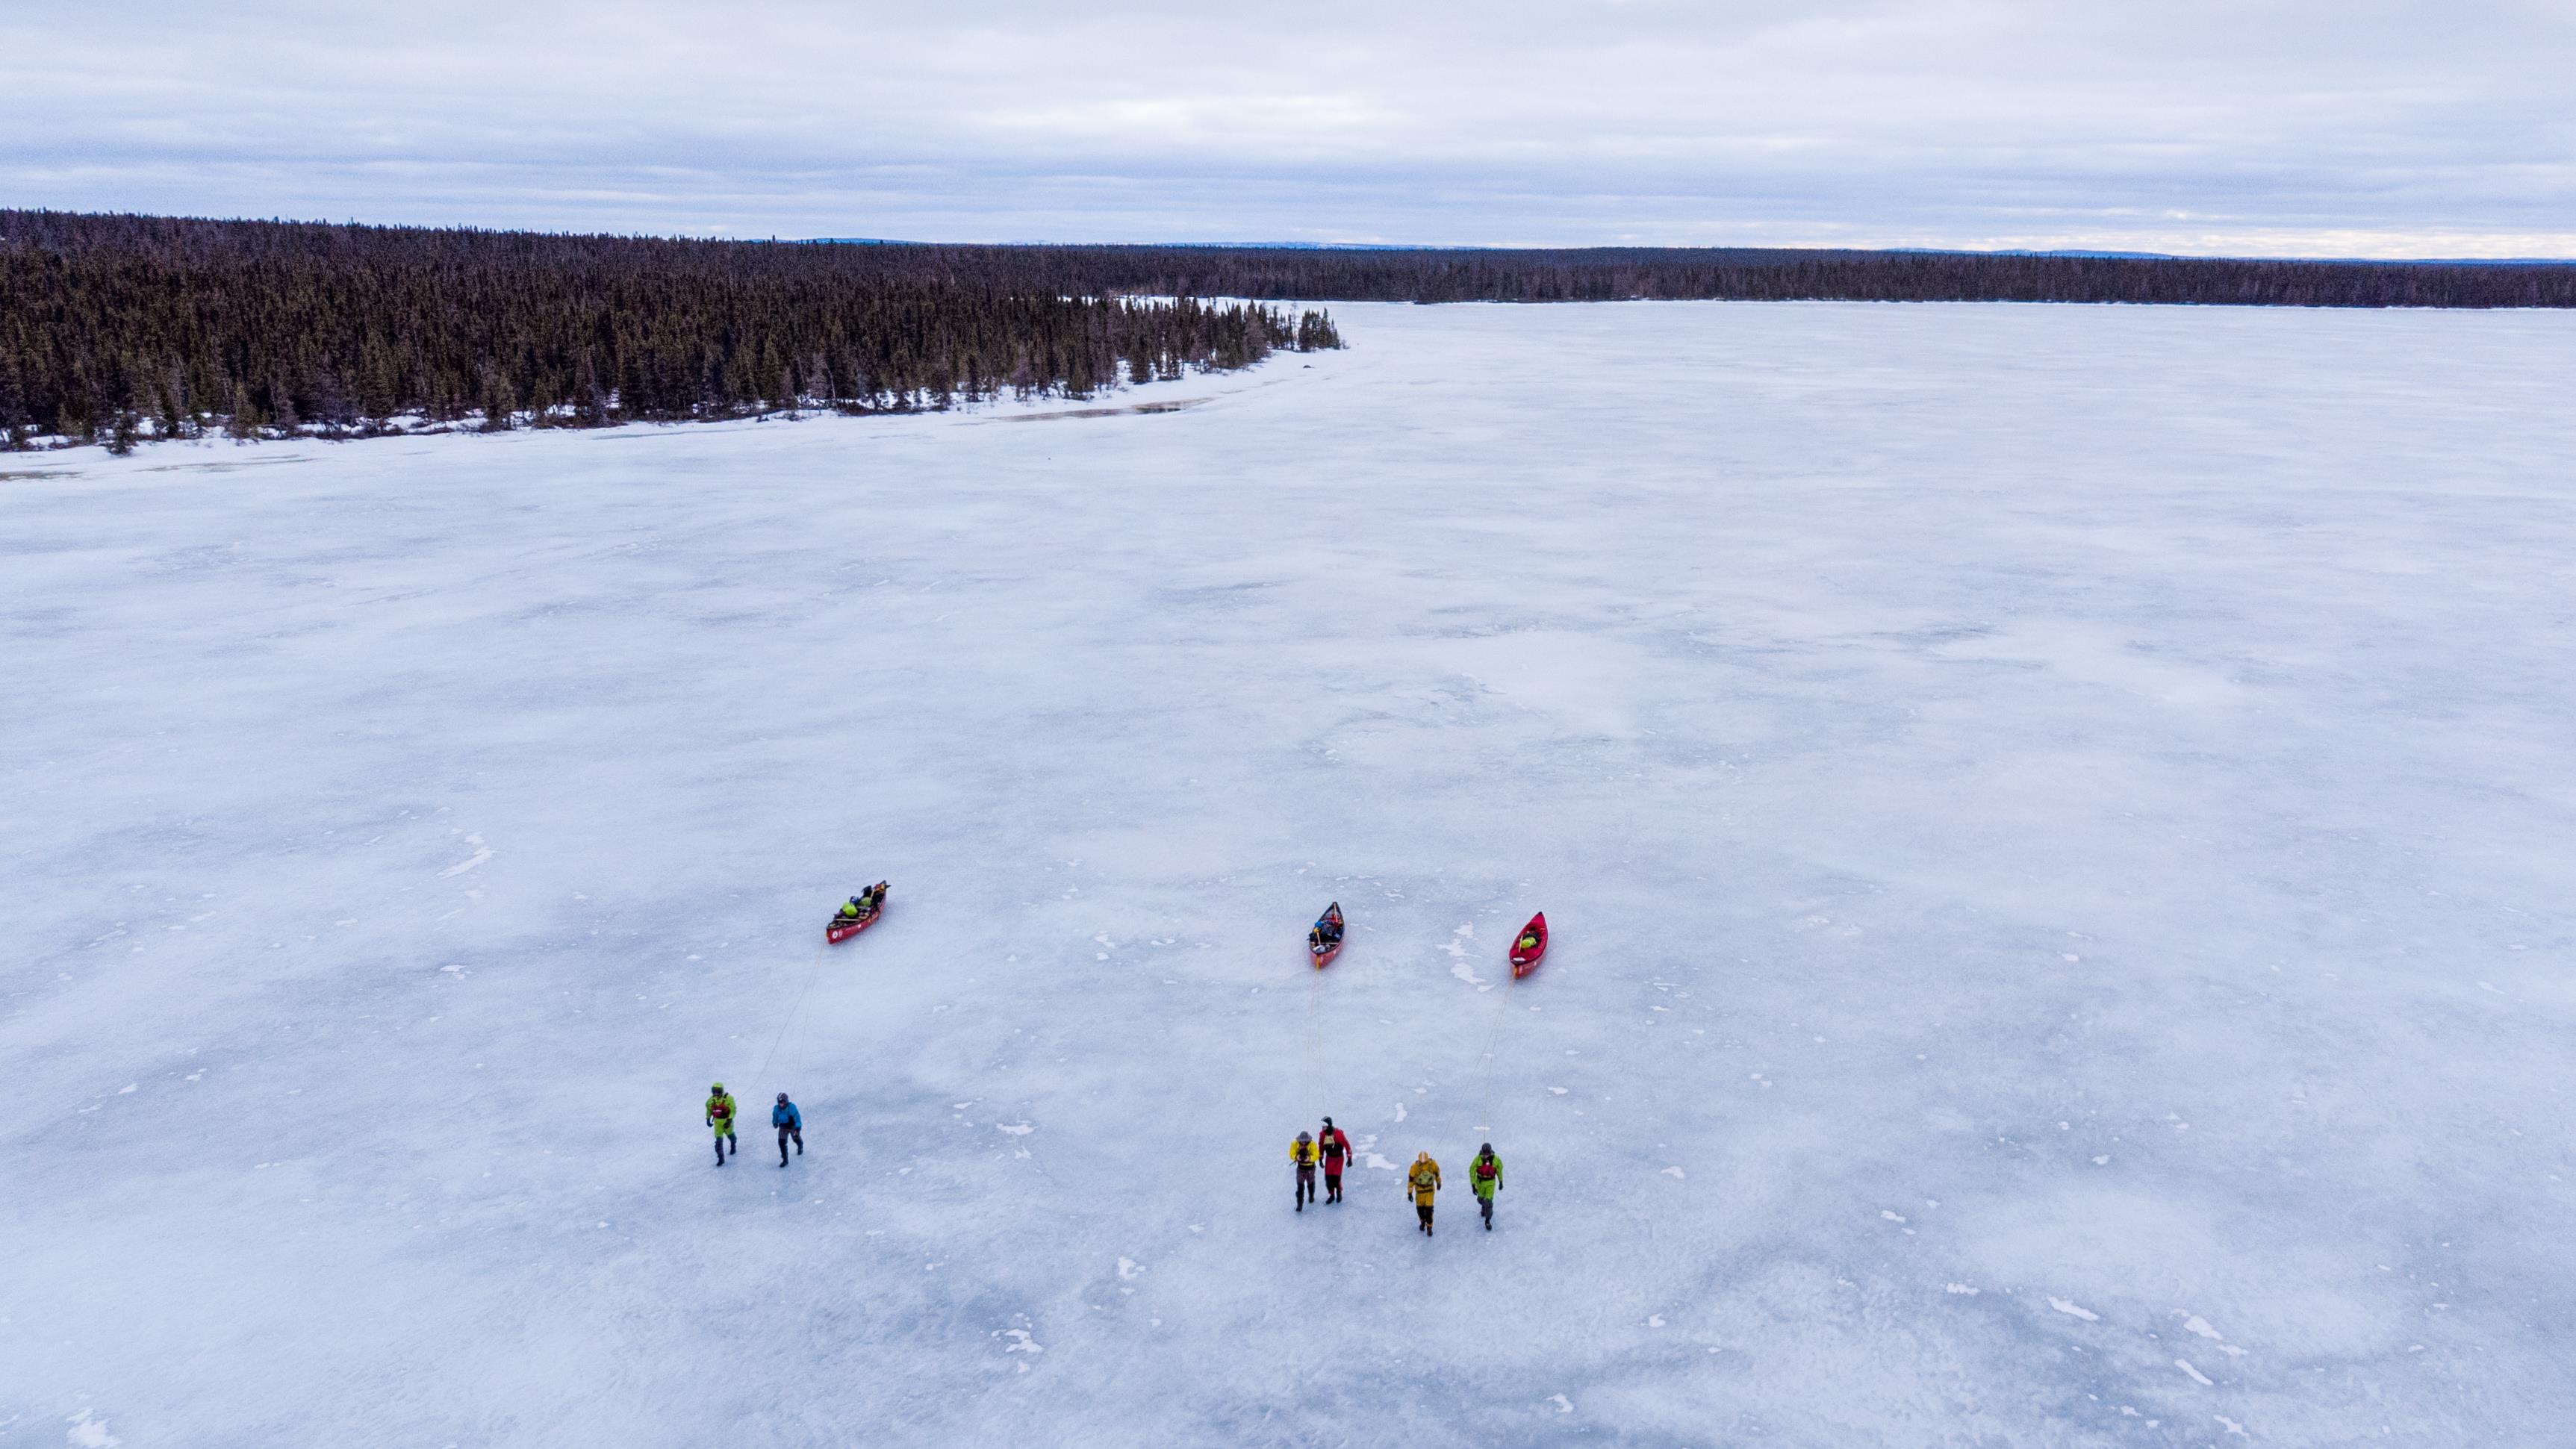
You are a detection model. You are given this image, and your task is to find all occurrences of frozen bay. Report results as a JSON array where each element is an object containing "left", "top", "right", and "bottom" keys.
[{"left": 7, "top": 301, "right": 2575, "bottom": 1445}]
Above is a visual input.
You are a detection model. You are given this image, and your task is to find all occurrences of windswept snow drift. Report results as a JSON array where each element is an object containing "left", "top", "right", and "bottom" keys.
[{"left": 7, "top": 302, "right": 2575, "bottom": 1447}]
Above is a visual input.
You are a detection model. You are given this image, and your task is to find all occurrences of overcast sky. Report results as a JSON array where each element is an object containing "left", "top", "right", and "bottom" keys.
[{"left": 4, "top": 0, "right": 2570, "bottom": 255}]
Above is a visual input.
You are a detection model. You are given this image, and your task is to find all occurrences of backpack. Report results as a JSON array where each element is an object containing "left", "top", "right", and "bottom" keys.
[{"left": 1475, "top": 1156, "right": 1497, "bottom": 1180}]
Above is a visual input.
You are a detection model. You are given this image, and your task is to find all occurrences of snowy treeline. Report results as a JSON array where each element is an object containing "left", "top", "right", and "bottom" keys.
[{"left": 0, "top": 211, "right": 1344, "bottom": 451}]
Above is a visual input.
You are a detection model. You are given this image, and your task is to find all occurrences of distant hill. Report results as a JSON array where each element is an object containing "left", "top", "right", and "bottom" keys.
[{"left": 817, "top": 238, "right": 2575, "bottom": 266}]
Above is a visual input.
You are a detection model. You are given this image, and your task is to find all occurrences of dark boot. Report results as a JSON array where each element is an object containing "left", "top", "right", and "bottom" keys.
[{"left": 715, "top": 1140, "right": 727, "bottom": 1165}]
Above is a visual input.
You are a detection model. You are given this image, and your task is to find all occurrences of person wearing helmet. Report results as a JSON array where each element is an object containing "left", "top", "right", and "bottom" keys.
[
  {"left": 772, "top": 1092, "right": 803, "bottom": 1168},
  {"left": 704, "top": 1082, "right": 738, "bottom": 1165},
  {"left": 1317, "top": 1117, "right": 1353, "bottom": 1203},
  {"left": 1290, "top": 1130, "right": 1319, "bottom": 1211},
  {"left": 839, "top": 882, "right": 887, "bottom": 920},
  {"left": 1517, "top": 930, "right": 1540, "bottom": 954},
  {"left": 1307, "top": 909, "right": 1343, "bottom": 957},
  {"left": 1470, "top": 1143, "right": 1504, "bottom": 1230},
  {"left": 1408, "top": 1152, "right": 1443, "bottom": 1235}
]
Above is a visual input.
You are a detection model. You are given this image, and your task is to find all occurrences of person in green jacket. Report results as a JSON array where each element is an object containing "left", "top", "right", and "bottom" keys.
[
  {"left": 1470, "top": 1143, "right": 1503, "bottom": 1230},
  {"left": 705, "top": 1082, "right": 738, "bottom": 1165}
]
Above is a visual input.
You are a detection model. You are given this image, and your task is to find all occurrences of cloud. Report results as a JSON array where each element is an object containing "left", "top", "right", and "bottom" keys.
[{"left": 3, "top": 0, "right": 2570, "bottom": 253}]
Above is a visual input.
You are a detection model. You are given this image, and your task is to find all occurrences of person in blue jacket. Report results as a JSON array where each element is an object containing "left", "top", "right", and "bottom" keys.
[{"left": 773, "top": 1092, "right": 803, "bottom": 1168}]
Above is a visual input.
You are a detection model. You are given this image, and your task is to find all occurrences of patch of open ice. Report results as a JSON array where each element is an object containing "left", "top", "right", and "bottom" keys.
[{"left": 438, "top": 835, "right": 492, "bottom": 877}]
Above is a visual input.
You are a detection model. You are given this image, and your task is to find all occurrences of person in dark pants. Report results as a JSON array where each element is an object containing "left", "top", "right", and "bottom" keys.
[
  {"left": 1291, "top": 1131, "right": 1319, "bottom": 1210},
  {"left": 1318, "top": 1117, "right": 1352, "bottom": 1203},
  {"left": 705, "top": 1083, "right": 738, "bottom": 1165},
  {"left": 773, "top": 1092, "right": 803, "bottom": 1167},
  {"left": 1409, "top": 1152, "right": 1442, "bottom": 1235},
  {"left": 1470, "top": 1144, "right": 1503, "bottom": 1230}
]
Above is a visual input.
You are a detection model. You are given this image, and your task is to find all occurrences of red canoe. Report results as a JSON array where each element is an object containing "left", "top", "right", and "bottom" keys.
[
  {"left": 826, "top": 883, "right": 890, "bottom": 944},
  {"left": 1309, "top": 902, "right": 1345, "bottom": 968},
  {"left": 1508, "top": 912, "right": 1548, "bottom": 977}
]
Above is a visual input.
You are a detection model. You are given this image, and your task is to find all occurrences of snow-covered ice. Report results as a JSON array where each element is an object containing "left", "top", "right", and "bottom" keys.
[{"left": 7, "top": 300, "right": 2576, "bottom": 1445}]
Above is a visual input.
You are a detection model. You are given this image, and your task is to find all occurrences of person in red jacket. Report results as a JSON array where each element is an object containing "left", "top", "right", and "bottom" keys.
[{"left": 1316, "top": 1117, "right": 1354, "bottom": 1203}]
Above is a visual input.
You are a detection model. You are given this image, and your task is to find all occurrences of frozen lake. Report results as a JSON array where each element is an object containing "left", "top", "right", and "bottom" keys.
[{"left": 8, "top": 300, "right": 2575, "bottom": 1446}]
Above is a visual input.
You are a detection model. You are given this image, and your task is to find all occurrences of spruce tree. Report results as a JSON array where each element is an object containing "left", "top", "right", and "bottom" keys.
[{"left": 0, "top": 352, "right": 26, "bottom": 449}]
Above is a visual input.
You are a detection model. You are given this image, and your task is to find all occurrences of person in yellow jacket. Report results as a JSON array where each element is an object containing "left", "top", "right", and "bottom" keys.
[
  {"left": 705, "top": 1082, "right": 738, "bottom": 1166},
  {"left": 1290, "top": 1130, "right": 1319, "bottom": 1212},
  {"left": 1407, "top": 1151, "right": 1442, "bottom": 1235}
]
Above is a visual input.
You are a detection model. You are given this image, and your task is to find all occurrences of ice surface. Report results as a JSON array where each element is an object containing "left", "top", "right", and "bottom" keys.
[{"left": 7, "top": 301, "right": 2576, "bottom": 1446}]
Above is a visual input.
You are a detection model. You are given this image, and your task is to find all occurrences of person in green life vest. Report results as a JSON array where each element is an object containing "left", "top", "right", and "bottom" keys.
[
  {"left": 1517, "top": 930, "right": 1539, "bottom": 954},
  {"left": 705, "top": 1082, "right": 738, "bottom": 1165},
  {"left": 1470, "top": 1143, "right": 1504, "bottom": 1230}
]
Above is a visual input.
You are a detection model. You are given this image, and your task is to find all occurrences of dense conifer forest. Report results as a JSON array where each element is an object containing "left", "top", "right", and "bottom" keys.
[
  {"left": 4, "top": 209, "right": 2568, "bottom": 450},
  {"left": 0, "top": 212, "right": 1340, "bottom": 450},
  {"left": 1088, "top": 243, "right": 2576, "bottom": 308}
]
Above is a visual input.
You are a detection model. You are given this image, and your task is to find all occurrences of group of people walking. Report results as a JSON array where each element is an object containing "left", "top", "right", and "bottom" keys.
[
  {"left": 1293, "top": 1120, "right": 1504, "bottom": 1234},
  {"left": 704, "top": 1083, "right": 803, "bottom": 1168},
  {"left": 699, "top": 1085, "right": 1511, "bottom": 1233}
]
